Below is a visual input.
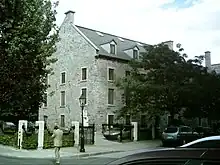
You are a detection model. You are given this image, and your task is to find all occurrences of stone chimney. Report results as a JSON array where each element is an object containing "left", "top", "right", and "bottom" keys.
[
  {"left": 205, "top": 51, "right": 211, "bottom": 69},
  {"left": 163, "top": 40, "right": 174, "bottom": 50},
  {"left": 64, "top": 10, "right": 75, "bottom": 24}
]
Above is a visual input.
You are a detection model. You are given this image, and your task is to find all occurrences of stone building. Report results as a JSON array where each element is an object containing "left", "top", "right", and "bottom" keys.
[
  {"left": 38, "top": 11, "right": 173, "bottom": 131},
  {"left": 205, "top": 51, "right": 220, "bottom": 73}
]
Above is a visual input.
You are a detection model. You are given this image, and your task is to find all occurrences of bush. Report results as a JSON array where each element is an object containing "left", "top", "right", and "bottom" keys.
[
  {"left": 43, "top": 130, "right": 75, "bottom": 149},
  {"left": 0, "top": 133, "right": 17, "bottom": 147},
  {"left": 22, "top": 133, "right": 38, "bottom": 149},
  {"left": 0, "top": 130, "right": 75, "bottom": 150}
]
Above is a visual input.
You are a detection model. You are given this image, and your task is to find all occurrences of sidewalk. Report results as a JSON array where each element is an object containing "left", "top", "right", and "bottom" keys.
[{"left": 0, "top": 133, "right": 161, "bottom": 159}]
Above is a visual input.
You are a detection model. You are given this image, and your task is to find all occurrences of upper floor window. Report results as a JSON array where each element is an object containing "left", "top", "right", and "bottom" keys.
[
  {"left": 60, "top": 91, "right": 66, "bottom": 107},
  {"left": 108, "top": 68, "right": 115, "bottom": 81},
  {"left": 81, "top": 88, "right": 87, "bottom": 105},
  {"left": 133, "top": 49, "right": 138, "bottom": 59},
  {"left": 43, "top": 92, "right": 47, "bottom": 107},
  {"left": 110, "top": 44, "right": 116, "bottom": 54},
  {"left": 61, "top": 115, "right": 65, "bottom": 127},
  {"left": 108, "top": 88, "right": 114, "bottom": 105},
  {"left": 61, "top": 72, "right": 66, "bottom": 84},
  {"left": 81, "top": 68, "right": 87, "bottom": 81}
]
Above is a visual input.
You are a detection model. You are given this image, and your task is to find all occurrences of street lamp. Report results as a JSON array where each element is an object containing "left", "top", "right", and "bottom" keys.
[{"left": 79, "top": 94, "right": 86, "bottom": 152}]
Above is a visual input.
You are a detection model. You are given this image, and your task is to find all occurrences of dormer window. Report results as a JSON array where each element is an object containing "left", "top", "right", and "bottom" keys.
[
  {"left": 133, "top": 49, "right": 138, "bottom": 59},
  {"left": 110, "top": 44, "right": 116, "bottom": 54}
]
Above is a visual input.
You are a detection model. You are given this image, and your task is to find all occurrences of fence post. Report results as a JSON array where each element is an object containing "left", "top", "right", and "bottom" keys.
[
  {"left": 131, "top": 122, "right": 138, "bottom": 141},
  {"left": 92, "top": 124, "right": 95, "bottom": 144},
  {"left": 120, "top": 124, "right": 123, "bottom": 142}
]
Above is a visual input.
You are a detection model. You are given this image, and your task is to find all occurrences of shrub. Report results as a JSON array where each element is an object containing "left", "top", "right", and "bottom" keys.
[
  {"left": 22, "top": 133, "right": 38, "bottom": 149},
  {"left": 0, "top": 133, "right": 17, "bottom": 147},
  {"left": 43, "top": 130, "right": 75, "bottom": 149}
]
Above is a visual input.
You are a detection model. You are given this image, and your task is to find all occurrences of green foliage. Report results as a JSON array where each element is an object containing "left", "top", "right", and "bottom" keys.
[
  {"left": 0, "top": 130, "right": 75, "bottom": 149},
  {"left": 0, "top": 133, "right": 17, "bottom": 147},
  {"left": 0, "top": 0, "right": 59, "bottom": 122},
  {"left": 117, "top": 43, "right": 220, "bottom": 122},
  {"left": 22, "top": 133, "right": 38, "bottom": 149},
  {"left": 44, "top": 130, "right": 75, "bottom": 149}
]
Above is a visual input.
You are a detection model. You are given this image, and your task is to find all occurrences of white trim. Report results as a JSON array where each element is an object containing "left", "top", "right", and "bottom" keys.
[
  {"left": 60, "top": 90, "right": 66, "bottom": 107},
  {"left": 81, "top": 67, "right": 88, "bottom": 81},
  {"left": 60, "top": 114, "right": 65, "bottom": 128},
  {"left": 107, "top": 67, "right": 116, "bottom": 81},
  {"left": 60, "top": 71, "right": 66, "bottom": 85},
  {"left": 107, "top": 88, "right": 115, "bottom": 105},
  {"left": 110, "top": 42, "right": 117, "bottom": 54},
  {"left": 72, "top": 24, "right": 100, "bottom": 51},
  {"left": 43, "top": 92, "right": 47, "bottom": 108},
  {"left": 107, "top": 113, "right": 115, "bottom": 124},
  {"left": 80, "top": 87, "right": 88, "bottom": 105}
]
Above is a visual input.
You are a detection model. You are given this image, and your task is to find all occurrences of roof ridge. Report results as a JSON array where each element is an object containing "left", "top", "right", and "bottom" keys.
[{"left": 75, "top": 25, "right": 148, "bottom": 45}]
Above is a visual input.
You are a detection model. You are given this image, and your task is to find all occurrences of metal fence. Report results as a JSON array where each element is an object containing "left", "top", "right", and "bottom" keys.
[{"left": 79, "top": 124, "right": 95, "bottom": 145}]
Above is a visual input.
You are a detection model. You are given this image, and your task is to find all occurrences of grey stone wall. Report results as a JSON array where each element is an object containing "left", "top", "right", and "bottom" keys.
[{"left": 39, "top": 17, "right": 130, "bottom": 131}]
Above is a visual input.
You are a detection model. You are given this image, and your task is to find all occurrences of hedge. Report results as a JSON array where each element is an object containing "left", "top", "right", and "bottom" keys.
[{"left": 0, "top": 130, "right": 75, "bottom": 150}]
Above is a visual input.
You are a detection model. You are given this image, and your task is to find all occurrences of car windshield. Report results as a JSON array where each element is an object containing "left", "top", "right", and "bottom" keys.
[{"left": 164, "top": 127, "right": 178, "bottom": 133}]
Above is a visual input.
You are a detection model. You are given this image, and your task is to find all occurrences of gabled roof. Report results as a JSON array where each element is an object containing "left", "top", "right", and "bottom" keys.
[{"left": 76, "top": 25, "right": 150, "bottom": 61}]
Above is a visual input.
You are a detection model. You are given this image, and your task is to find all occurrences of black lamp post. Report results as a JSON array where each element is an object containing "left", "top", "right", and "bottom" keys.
[{"left": 79, "top": 94, "right": 86, "bottom": 152}]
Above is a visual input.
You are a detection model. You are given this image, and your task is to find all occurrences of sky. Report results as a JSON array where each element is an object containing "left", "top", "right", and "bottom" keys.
[{"left": 55, "top": 0, "right": 220, "bottom": 65}]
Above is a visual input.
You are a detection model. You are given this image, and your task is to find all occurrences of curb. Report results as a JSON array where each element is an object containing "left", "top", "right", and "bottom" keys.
[
  {"left": 0, "top": 150, "right": 123, "bottom": 159},
  {"left": 73, "top": 150, "right": 122, "bottom": 158}
]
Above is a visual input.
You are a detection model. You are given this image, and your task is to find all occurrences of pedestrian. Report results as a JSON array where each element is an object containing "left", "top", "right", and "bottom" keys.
[{"left": 52, "top": 125, "right": 63, "bottom": 165}]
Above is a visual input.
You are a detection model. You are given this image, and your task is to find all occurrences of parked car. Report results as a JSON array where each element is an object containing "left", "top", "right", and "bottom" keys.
[
  {"left": 2, "top": 122, "right": 16, "bottom": 133},
  {"left": 180, "top": 135, "right": 220, "bottom": 148},
  {"left": 103, "top": 127, "right": 132, "bottom": 141},
  {"left": 194, "top": 126, "right": 215, "bottom": 138},
  {"left": 106, "top": 147, "right": 220, "bottom": 165},
  {"left": 161, "top": 125, "right": 199, "bottom": 146}
]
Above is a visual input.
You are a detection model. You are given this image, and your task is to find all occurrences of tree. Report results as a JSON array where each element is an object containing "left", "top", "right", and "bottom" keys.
[
  {"left": 0, "top": 0, "right": 59, "bottom": 122},
  {"left": 117, "top": 43, "right": 220, "bottom": 125}
]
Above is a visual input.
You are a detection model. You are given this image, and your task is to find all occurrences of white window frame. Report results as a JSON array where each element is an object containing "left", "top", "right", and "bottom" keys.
[
  {"left": 107, "top": 113, "right": 115, "bottom": 125},
  {"left": 60, "top": 71, "right": 66, "bottom": 85},
  {"left": 43, "top": 92, "right": 47, "bottom": 108},
  {"left": 107, "top": 67, "right": 115, "bottom": 81},
  {"left": 60, "top": 114, "right": 65, "bottom": 128},
  {"left": 107, "top": 88, "right": 115, "bottom": 105},
  {"left": 133, "top": 48, "right": 139, "bottom": 59},
  {"left": 60, "top": 91, "right": 66, "bottom": 107},
  {"left": 81, "top": 67, "right": 88, "bottom": 81},
  {"left": 110, "top": 41, "right": 117, "bottom": 55},
  {"left": 81, "top": 87, "right": 88, "bottom": 106}
]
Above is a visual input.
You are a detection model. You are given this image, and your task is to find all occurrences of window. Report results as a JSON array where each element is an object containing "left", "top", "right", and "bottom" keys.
[
  {"left": 61, "top": 115, "right": 65, "bottom": 127},
  {"left": 81, "top": 68, "right": 87, "bottom": 80},
  {"left": 43, "top": 92, "right": 47, "bottom": 107},
  {"left": 110, "top": 44, "right": 116, "bottom": 54},
  {"left": 81, "top": 88, "right": 87, "bottom": 105},
  {"left": 108, "top": 68, "right": 115, "bottom": 81},
  {"left": 108, "top": 88, "right": 114, "bottom": 105},
  {"left": 179, "top": 126, "right": 192, "bottom": 133},
  {"left": 133, "top": 49, "right": 138, "bottom": 59},
  {"left": 186, "top": 140, "right": 220, "bottom": 148},
  {"left": 61, "top": 72, "right": 66, "bottom": 84},
  {"left": 60, "top": 91, "right": 65, "bottom": 107},
  {"left": 125, "top": 71, "right": 130, "bottom": 77},
  {"left": 122, "top": 159, "right": 188, "bottom": 165},
  {"left": 108, "top": 115, "right": 114, "bottom": 125}
]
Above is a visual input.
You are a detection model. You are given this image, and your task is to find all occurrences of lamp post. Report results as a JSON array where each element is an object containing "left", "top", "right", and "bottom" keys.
[{"left": 79, "top": 94, "right": 86, "bottom": 152}]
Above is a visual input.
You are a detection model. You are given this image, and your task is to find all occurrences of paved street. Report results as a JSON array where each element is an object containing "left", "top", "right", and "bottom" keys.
[
  {"left": 0, "top": 155, "right": 116, "bottom": 165},
  {"left": 0, "top": 148, "right": 167, "bottom": 165}
]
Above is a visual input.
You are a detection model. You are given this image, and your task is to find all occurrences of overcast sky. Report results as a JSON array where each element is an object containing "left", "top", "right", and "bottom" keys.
[{"left": 55, "top": 0, "right": 220, "bottom": 65}]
